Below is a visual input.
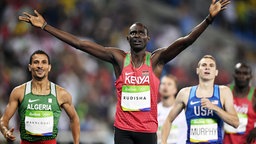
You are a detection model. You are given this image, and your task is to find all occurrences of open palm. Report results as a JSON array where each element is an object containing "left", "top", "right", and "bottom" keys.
[
  {"left": 18, "top": 10, "right": 46, "bottom": 28},
  {"left": 209, "top": 0, "right": 230, "bottom": 17}
]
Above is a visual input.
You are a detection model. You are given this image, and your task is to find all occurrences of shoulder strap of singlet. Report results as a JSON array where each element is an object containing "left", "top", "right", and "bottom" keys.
[
  {"left": 248, "top": 87, "right": 255, "bottom": 101},
  {"left": 145, "top": 52, "right": 151, "bottom": 66},
  {"left": 229, "top": 83, "right": 235, "bottom": 90},
  {"left": 25, "top": 81, "right": 32, "bottom": 95},
  {"left": 124, "top": 53, "right": 131, "bottom": 67},
  {"left": 50, "top": 82, "right": 57, "bottom": 97},
  {"left": 189, "top": 86, "right": 197, "bottom": 100},
  {"left": 25, "top": 81, "right": 56, "bottom": 97},
  {"left": 213, "top": 85, "right": 220, "bottom": 99}
]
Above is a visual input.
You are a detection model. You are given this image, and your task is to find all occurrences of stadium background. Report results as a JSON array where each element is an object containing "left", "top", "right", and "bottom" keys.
[{"left": 0, "top": 0, "right": 255, "bottom": 143}]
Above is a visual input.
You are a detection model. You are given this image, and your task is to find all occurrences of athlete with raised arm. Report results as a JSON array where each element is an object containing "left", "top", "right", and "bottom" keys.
[{"left": 19, "top": 1, "right": 230, "bottom": 143}]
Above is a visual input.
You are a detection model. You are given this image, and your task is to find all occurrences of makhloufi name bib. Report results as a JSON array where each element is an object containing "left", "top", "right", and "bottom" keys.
[{"left": 25, "top": 110, "right": 54, "bottom": 136}]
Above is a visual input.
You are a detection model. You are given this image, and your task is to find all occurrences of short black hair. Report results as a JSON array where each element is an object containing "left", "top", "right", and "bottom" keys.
[
  {"left": 29, "top": 50, "right": 51, "bottom": 64},
  {"left": 131, "top": 22, "right": 149, "bottom": 35},
  {"left": 235, "top": 62, "right": 252, "bottom": 74}
]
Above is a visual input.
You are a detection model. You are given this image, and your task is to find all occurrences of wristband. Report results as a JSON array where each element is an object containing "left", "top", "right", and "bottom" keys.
[
  {"left": 205, "top": 14, "right": 214, "bottom": 24},
  {"left": 41, "top": 21, "right": 47, "bottom": 30}
]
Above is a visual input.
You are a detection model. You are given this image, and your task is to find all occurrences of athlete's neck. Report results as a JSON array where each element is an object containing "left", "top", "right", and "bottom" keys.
[
  {"left": 234, "top": 86, "right": 250, "bottom": 97},
  {"left": 131, "top": 50, "right": 146, "bottom": 68},
  {"left": 198, "top": 79, "right": 214, "bottom": 88},
  {"left": 197, "top": 82, "right": 214, "bottom": 98},
  {"left": 162, "top": 96, "right": 175, "bottom": 107},
  {"left": 31, "top": 79, "right": 50, "bottom": 95}
]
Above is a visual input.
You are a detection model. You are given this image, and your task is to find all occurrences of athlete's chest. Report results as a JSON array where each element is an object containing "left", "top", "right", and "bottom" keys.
[{"left": 122, "top": 66, "right": 151, "bottom": 85}]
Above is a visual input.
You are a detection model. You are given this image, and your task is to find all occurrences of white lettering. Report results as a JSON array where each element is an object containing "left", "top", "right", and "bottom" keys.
[
  {"left": 123, "top": 96, "right": 146, "bottom": 100},
  {"left": 234, "top": 104, "right": 248, "bottom": 114},
  {"left": 124, "top": 76, "right": 150, "bottom": 84},
  {"left": 194, "top": 106, "right": 214, "bottom": 116},
  {"left": 27, "top": 104, "right": 52, "bottom": 111}
]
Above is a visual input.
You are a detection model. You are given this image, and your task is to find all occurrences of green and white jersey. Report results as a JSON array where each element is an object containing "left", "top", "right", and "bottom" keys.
[{"left": 18, "top": 81, "right": 61, "bottom": 142}]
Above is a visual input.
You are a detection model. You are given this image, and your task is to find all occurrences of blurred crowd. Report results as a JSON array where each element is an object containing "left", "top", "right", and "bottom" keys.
[
  {"left": 163, "top": 0, "right": 256, "bottom": 45},
  {"left": 0, "top": 0, "right": 256, "bottom": 143}
]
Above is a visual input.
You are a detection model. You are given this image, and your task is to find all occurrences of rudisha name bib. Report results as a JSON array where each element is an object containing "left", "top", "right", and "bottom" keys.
[{"left": 121, "top": 85, "right": 150, "bottom": 111}]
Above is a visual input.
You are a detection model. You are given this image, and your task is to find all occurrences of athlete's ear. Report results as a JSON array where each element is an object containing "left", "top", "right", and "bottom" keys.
[
  {"left": 48, "top": 64, "right": 51, "bottom": 72},
  {"left": 28, "top": 64, "right": 31, "bottom": 72},
  {"left": 249, "top": 73, "right": 253, "bottom": 80},
  {"left": 173, "top": 87, "right": 178, "bottom": 96},
  {"left": 196, "top": 68, "right": 199, "bottom": 75},
  {"left": 127, "top": 35, "right": 130, "bottom": 41},
  {"left": 215, "top": 69, "right": 219, "bottom": 76}
]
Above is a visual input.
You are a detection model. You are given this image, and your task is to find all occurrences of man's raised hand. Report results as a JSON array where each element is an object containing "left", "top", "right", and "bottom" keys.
[
  {"left": 19, "top": 10, "right": 46, "bottom": 29},
  {"left": 209, "top": 0, "right": 231, "bottom": 18}
]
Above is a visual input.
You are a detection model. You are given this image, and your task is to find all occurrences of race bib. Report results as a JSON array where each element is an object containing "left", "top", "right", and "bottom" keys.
[
  {"left": 224, "top": 113, "right": 248, "bottom": 134},
  {"left": 25, "top": 110, "right": 54, "bottom": 136},
  {"left": 121, "top": 85, "right": 150, "bottom": 111},
  {"left": 190, "top": 118, "right": 218, "bottom": 143}
]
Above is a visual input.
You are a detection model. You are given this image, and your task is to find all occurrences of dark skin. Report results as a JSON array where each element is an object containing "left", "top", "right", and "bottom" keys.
[
  {"left": 18, "top": 0, "right": 230, "bottom": 79},
  {"left": 18, "top": 1, "right": 231, "bottom": 143},
  {"left": 248, "top": 129, "right": 256, "bottom": 144},
  {"left": 233, "top": 63, "right": 256, "bottom": 111},
  {"left": 233, "top": 63, "right": 253, "bottom": 97},
  {"left": 233, "top": 63, "right": 256, "bottom": 143}
]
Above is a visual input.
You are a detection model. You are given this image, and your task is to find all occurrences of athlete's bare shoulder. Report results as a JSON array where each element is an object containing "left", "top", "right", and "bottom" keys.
[
  {"left": 177, "top": 86, "right": 192, "bottom": 105},
  {"left": 55, "top": 85, "right": 70, "bottom": 97},
  {"left": 151, "top": 47, "right": 164, "bottom": 62},
  {"left": 55, "top": 84, "right": 72, "bottom": 106},
  {"left": 218, "top": 85, "right": 233, "bottom": 104},
  {"left": 106, "top": 47, "right": 126, "bottom": 58},
  {"left": 218, "top": 85, "right": 232, "bottom": 96},
  {"left": 106, "top": 47, "right": 127, "bottom": 67},
  {"left": 218, "top": 85, "right": 230, "bottom": 89},
  {"left": 10, "top": 83, "right": 26, "bottom": 102},
  {"left": 13, "top": 83, "right": 26, "bottom": 91},
  {"left": 179, "top": 87, "right": 192, "bottom": 96}
]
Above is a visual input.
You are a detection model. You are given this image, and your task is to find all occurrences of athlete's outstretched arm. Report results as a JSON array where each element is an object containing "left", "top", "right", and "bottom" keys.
[
  {"left": 152, "top": 0, "right": 230, "bottom": 64},
  {"left": 18, "top": 10, "right": 123, "bottom": 63},
  {"left": 161, "top": 88, "right": 186, "bottom": 144}
]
